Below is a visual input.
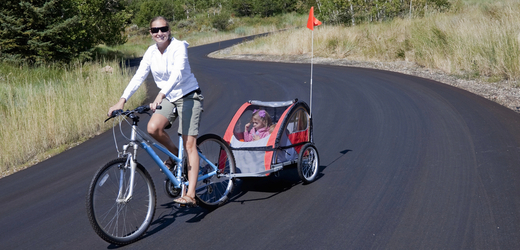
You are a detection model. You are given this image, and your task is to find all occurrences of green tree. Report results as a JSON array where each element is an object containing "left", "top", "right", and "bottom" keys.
[
  {"left": 230, "top": 0, "right": 254, "bottom": 16},
  {"left": 0, "top": 0, "right": 130, "bottom": 64},
  {"left": 76, "top": 0, "right": 131, "bottom": 46},
  {"left": 317, "top": 0, "right": 451, "bottom": 25},
  {"left": 230, "top": 0, "right": 303, "bottom": 17},
  {"left": 131, "top": 0, "right": 227, "bottom": 27},
  {"left": 210, "top": 10, "right": 231, "bottom": 31},
  {"left": 132, "top": 0, "right": 185, "bottom": 27}
]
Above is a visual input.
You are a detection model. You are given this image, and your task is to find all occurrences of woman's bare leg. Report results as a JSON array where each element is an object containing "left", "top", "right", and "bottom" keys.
[
  {"left": 148, "top": 114, "right": 199, "bottom": 202},
  {"left": 183, "top": 134, "right": 199, "bottom": 198},
  {"left": 147, "top": 113, "right": 178, "bottom": 156}
]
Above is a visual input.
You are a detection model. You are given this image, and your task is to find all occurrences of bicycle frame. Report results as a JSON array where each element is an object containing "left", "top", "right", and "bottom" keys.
[
  {"left": 88, "top": 106, "right": 237, "bottom": 245},
  {"left": 117, "top": 122, "right": 219, "bottom": 202}
]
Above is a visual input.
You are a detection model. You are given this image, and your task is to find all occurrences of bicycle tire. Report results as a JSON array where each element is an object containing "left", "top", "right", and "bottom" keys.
[
  {"left": 86, "top": 158, "right": 156, "bottom": 245},
  {"left": 297, "top": 143, "right": 320, "bottom": 184},
  {"left": 195, "top": 134, "right": 236, "bottom": 210}
]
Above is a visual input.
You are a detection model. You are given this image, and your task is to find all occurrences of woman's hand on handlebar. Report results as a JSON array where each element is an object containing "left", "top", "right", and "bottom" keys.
[
  {"left": 151, "top": 93, "right": 166, "bottom": 112},
  {"left": 108, "top": 98, "right": 126, "bottom": 117}
]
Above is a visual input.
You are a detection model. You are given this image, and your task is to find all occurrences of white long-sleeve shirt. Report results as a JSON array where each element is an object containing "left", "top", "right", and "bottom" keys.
[{"left": 121, "top": 38, "right": 199, "bottom": 102}]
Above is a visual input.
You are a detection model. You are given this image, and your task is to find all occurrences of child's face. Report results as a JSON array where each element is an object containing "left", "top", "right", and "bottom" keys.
[{"left": 251, "top": 115, "right": 266, "bottom": 129}]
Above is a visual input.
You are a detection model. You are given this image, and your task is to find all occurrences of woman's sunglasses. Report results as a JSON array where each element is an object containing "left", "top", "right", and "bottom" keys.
[{"left": 150, "top": 26, "right": 169, "bottom": 33}]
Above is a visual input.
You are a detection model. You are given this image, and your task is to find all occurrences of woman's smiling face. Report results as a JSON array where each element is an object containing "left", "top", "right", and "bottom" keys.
[{"left": 150, "top": 19, "right": 170, "bottom": 45}]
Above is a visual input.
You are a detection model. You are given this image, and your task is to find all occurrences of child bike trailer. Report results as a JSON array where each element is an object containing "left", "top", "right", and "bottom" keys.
[{"left": 223, "top": 99, "right": 319, "bottom": 183}]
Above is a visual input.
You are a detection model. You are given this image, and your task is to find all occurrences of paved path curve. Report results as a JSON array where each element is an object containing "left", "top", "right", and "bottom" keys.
[{"left": 1, "top": 36, "right": 519, "bottom": 249}]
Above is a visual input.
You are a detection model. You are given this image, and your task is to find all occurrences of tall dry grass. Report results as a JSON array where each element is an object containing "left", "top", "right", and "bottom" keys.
[
  {"left": 0, "top": 62, "right": 145, "bottom": 176},
  {"left": 186, "top": 24, "right": 281, "bottom": 46},
  {"left": 186, "top": 12, "right": 307, "bottom": 46},
  {"left": 119, "top": 13, "right": 307, "bottom": 57},
  {"left": 420, "top": 0, "right": 520, "bottom": 79},
  {"left": 227, "top": 0, "right": 520, "bottom": 81}
]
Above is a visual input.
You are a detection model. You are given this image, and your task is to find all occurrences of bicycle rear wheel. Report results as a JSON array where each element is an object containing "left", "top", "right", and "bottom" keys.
[
  {"left": 86, "top": 158, "right": 156, "bottom": 245},
  {"left": 195, "top": 134, "right": 236, "bottom": 210}
]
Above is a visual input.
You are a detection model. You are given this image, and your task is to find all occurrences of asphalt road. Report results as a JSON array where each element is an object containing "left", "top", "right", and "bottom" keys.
[{"left": 1, "top": 36, "right": 520, "bottom": 249}]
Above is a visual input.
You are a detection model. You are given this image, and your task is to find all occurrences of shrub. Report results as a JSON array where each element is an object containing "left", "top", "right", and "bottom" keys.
[{"left": 211, "top": 12, "right": 232, "bottom": 31}]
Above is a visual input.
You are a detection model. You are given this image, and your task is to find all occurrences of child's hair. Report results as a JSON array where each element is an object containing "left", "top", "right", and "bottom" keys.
[{"left": 252, "top": 109, "right": 273, "bottom": 128}]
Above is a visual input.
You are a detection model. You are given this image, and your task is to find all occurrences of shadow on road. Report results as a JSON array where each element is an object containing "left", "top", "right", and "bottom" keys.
[{"left": 105, "top": 203, "right": 212, "bottom": 248}]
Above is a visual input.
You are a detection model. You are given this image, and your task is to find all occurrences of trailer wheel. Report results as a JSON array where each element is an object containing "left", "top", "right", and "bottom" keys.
[{"left": 297, "top": 143, "right": 319, "bottom": 184}]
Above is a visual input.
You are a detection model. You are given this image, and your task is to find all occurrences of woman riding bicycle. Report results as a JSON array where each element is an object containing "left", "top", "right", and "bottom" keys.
[{"left": 108, "top": 16, "right": 202, "bottom": 206}]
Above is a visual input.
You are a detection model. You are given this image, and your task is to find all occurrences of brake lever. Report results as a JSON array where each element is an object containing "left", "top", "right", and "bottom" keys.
[
  {"left": 140, "top": 105, "right": 162, "bottom": 116},
  {"left": 104, "top": 109, "right": 123, "bottom": 122}
]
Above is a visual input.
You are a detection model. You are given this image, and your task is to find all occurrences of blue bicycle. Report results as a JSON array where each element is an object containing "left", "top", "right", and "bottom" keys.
[{"left": 86, "top": 105, "right": 236, "bottom": 245}]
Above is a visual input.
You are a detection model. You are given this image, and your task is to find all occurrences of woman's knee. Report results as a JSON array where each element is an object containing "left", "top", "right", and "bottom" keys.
[
  {"left": 147, "top": 123, "right": 155, "bottom": 134},
  {"left": 147, "top": 121, "right": 162, "bottom": 135},
  {"left": 148, "top": 115, "right": 168, "bottom": 135}
]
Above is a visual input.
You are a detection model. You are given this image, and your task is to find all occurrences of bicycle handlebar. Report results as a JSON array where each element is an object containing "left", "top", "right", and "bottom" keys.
[{"left": 105, "top": 105, "right": 162, "bottom": 122}]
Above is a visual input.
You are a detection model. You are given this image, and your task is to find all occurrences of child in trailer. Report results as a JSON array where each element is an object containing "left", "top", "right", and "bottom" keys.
[{"left": 244, "top": 109, "right": 273, "bottom": 142}]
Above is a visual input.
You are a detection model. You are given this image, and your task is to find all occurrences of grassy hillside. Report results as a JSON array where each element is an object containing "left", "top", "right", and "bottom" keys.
[
  {"left": 0, "top": 62, "right": 146, "bottom": 177},
  {"left": 223, "top": 0, "right": 520, "bottom": 82}
]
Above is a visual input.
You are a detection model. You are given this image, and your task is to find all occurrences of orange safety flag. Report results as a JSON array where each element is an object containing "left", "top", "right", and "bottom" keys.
[{"left": 307, "top": 6, "right": 322, "bottom": 30}]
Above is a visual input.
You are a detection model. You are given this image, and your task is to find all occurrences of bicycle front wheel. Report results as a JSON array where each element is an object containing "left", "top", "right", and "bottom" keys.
[
  {"left": 195, "top": 134, "right": 236, "bottom": 210},
  {"left": 86, "top": 158, "right": 156, "bottom": 245}
]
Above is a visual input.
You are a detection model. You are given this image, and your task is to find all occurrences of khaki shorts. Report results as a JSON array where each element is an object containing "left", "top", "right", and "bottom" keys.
[{"left": 155, "top": 90, "right": 203, "bottom": 136}]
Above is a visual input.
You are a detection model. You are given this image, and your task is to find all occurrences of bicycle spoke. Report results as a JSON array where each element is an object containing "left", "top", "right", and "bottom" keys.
[
  {"left": 87, "top": 158, "right": 156, "bottom": 245},
  {"left": 194, "top": 134, "right": 236, "bottom": 209}
]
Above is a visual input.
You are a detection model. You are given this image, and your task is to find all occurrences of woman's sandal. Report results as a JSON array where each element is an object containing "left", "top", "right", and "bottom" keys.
[{"left": 173, "top": 195, "right": 196, "bottom": 207}]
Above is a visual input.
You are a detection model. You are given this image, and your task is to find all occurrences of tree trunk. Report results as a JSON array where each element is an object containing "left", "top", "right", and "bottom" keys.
[
  {"left": 350, "top": 0, "right": 355, "bottom": 26},
  {"left": 409, "top": 0, "right": 413, "bottom": 18}
]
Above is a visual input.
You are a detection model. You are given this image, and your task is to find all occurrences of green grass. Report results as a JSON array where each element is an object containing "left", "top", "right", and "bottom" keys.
[{"left": 0, "top": 61, "right": 145, "bottom": 177}]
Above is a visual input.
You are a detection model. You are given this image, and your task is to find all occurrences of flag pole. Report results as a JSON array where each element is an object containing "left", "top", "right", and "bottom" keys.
[
  {"left": 310, "top": 29, "right": 314, "bottom": 119},
  {"left": 307, "top": 6, "right": 321, "bottom": 119}
]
